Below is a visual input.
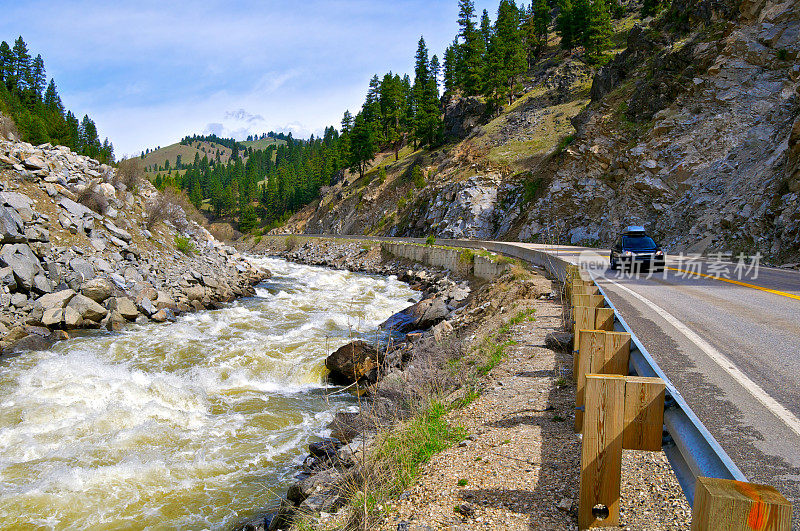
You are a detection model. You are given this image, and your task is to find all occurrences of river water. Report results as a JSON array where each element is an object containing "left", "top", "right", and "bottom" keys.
[{"left": 0, "top": 257, "right": 417, "bottom": 530}]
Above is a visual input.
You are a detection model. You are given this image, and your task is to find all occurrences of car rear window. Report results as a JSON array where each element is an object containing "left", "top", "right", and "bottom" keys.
[{"left": 622, "top": 235, "right": 656, "bottom": 250}]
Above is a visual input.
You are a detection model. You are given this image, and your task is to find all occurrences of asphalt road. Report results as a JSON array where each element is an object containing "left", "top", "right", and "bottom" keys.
[{"left": 514, "top": 243, "right": 800, "bottom": 525}]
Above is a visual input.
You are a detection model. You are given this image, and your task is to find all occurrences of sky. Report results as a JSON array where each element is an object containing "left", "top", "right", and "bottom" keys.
[{"left": 0, "top": 0, "right": 500, "bottom": 157}]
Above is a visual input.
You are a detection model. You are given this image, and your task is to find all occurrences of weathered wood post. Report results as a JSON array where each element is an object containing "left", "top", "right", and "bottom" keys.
[
  {"left": 579, "top": 375, "right": 666, "bottom": 529},
  {"left": 575, "top": 331, "right": 631, "bottom": 432},
  {"left": 691, "top": 478, "right": 792, "bottom": 530},
  {"left": 579, "top": 374, "right": 626, "bottom": 529}
]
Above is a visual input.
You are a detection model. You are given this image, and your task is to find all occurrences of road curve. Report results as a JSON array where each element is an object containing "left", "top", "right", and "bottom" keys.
[{"left": 507, "top": 242, "right": 800, "bottom": 525}]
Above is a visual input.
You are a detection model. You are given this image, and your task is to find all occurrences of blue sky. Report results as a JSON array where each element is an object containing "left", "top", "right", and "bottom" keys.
[{"left": 0, "top": 0, "right": 500, "bottom": 156}]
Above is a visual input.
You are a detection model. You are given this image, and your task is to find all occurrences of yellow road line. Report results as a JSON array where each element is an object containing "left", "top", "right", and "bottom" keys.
[{"left": 666, "top": 267, "right": 800, "bottom": 301}]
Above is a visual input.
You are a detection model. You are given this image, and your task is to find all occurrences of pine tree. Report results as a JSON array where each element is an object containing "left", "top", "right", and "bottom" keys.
[
  {"left": 348, "top": 112, "right": 375, "bottom": 179},
  {"left": 442, "top": 39, "right": 459, "bottom": 96},
  {"left": 480, "top": 9, "right": 492, "bottom": 51},
  {"left": 412, "top": 37, "right": 430, "bottom": 148},
  {"left": 641, "top": 0, "right": 662, "bottom": 17},
  {"left": 456, "top": 0, "right": 483, "bottom": 95},
  {"left": 485, "top": 0, "right": 527, "bottom": 107},
  {"left": 572, "top": 0, "right": 591, "bottom": 47},
  {"left": 11, "top": 37, "right": 31, "bottom": 91},
  {"left": 30, "top": 54, "right": 45, "bottom": 99},
  {"left": 525, "top": 0, "right": 551, "bottom": 64},
  {"left": 556, "top": 0, "right": 575, "bottom": 50},
  {"left": 584, "top": 0, "right": 613, "bottom": 59},
  {"left": 0, "top": 41, "right": 13, "bottom": 88}
]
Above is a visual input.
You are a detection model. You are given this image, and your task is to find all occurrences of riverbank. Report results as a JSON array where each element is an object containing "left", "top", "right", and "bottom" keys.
[
  {"left": 238, "top": 236, "right": 691, "bottom": 531},
  {"left": 0, "top": 138, "right": 271, "bottom": 355}
]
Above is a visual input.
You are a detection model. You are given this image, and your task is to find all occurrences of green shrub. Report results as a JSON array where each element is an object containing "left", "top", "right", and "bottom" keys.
[
  {"left": 777, "top": 49, "right": 788, "bottom": 60},
  {"left": 554, "top": 134, "right": 575, "bottom": 156},
  {"left": 378, "top": 166, "right": 387, "bottom": 184},
  {"left": 411, "top": 166, "right": 426, "bottom": 189},
  {"left": 426, "top": 235, "right": 436, "bottom": 246},
  {"left": 174, "top": 235, "right": 196, "bottom": 255}
]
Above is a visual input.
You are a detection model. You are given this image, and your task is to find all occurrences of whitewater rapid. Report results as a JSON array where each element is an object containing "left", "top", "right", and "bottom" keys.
[{"left": 0, "top": 257, "right": 417, "bottom": 529}]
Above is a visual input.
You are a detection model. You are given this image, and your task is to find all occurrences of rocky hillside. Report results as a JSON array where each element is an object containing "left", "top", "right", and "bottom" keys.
[
  {"left": 0, "top": 129, "right": 268, "bottom": 353},
  {"left": 273, "top": 0, "right": 799, "bottom": 263}
]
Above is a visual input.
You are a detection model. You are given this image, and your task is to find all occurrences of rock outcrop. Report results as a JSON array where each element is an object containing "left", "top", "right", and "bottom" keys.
[{"left": 325, "top": 340, "right": 381, "bottom": 385}]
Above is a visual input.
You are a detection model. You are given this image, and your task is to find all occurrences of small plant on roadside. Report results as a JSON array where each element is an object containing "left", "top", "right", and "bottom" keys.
[
  {"left": 552, "top": 415, "right": 565, "bottom": 422},
  {"left": 284, "top": 234, "right": 298, "bottom": 252},
  {"left": 457, "top": 478, "right": 469, "bottom": 487},
  {"left": 555, "top": 377, "right": 568, "bottom": 388},
  {"left": 777, "top": 48, "right": 788, "bottom": 60},
  {"left": 425, "top": 234, "right": 436, "bottom": 246},
  {"left": 175, "top": 235, "right": 196, "bottom": 255}
]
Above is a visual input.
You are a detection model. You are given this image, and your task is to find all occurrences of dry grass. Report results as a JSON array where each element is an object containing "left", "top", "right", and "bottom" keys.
[
  {"left": 75, "top": 185, "right": 108, "bottom": 215},
  {"left": 114, "top": 157, "right": 142, "bottom": 192},
  {"left": 145, "top": 190, "right": 189, "bottom": 230}
]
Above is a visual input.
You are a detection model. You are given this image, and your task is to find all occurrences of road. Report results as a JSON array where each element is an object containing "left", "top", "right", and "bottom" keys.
[{"left": 509, "top": 243, "right": 800, "bottom": 523}]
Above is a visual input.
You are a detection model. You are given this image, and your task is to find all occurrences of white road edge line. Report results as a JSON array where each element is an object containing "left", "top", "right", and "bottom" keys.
[{"left": 601, "top": 276, "right": 800, "bottom": 438}]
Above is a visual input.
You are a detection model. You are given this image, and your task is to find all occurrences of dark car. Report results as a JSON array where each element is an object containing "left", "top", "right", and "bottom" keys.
[{"left": 609, "top": 226, "right": 665, "bottom": 272}]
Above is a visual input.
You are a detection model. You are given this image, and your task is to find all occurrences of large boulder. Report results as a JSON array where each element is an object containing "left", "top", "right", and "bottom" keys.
[
  {"left": 0, "top": 204, "right": 25, "bottom": 243},
  {"left": 380, "top": 297, "right": 449, "bottom": 333},
  {"left": 81, "top": 278, "right": 114, "bottom": 303},
  {"left": 325, "top": 340, "right": 381, "bottom": 385},
  {"left": 69, "top": 258, "right": 95, "bottom": 282},
  {"left": 0, "top": 243, "right": 44, "bottom": 292},
  {"left": 35, "top": 289, "right": 76, "bottom": 310},
  {"left": 444, "top": 96, "right": 487, "bottom": 139},
  {"left": 106, "top": 296, "right": 139, "bottom": 321},
  {"left": 67, "top": 294, "right": 108, "bottom": 322}
]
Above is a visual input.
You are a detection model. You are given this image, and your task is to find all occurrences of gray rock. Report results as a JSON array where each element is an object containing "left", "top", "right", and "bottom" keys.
[
  {"left": 0, "top": 192, "right": 34, "bottom": 222},
  {"left": 22, "top": 155, "right": 46, "bottom": 170},
  {"left": 36, "top": 289, "right": 77, "bottom": 310},
  {"left": 0, "top": 266, "right": 17, "bottom": 290},
  {"left": 67, "top": 294, "right": 108, "bottom": 322},
  {"left": 380, "top": 297, "right": 449, "bottom": 333},
  {"left": 104, "top": 221, "right": 132, "bottom": 243},
  {"left": 545, "top": 331, "right": 574, "bottom": 352},
  {"left": 63, "top": 306, "right": 83, "bottom": 329},
  {"left": 69, "top": 257, "right": 95, "bottom": 282},
  {"left": 81, "top": 278, "right": 114, "bottom": 302},
  {"left": 32, "top": 273, "right": 53, "bottom": 294},
  {"left": 10, "top": 293, "right": 27, "bottom": 308},
  {"left": 0, "top": 243, "right": 44, "bottom": 292},
  {"left": 325, "top": 340, "right": 380, "bottom": 385},
  {"left": 59, "top": 197, "right": 95, "bottom": 219},
  {"left": 0, "top": 204, "right": 25, "bottom": 243},
  {"left": 138, "top": 296, "right": 156, "bottom": 317},
  {"left": 42, "top": 307, "right": 63, "bottom": 328},
  {"left": 107, "top": 296, "right": 138, "bottom": 321}
]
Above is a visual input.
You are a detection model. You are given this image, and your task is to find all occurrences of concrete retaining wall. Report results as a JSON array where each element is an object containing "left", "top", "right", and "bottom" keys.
[{"left": 381, "top": 242, "right": 511, "bottom": 280}]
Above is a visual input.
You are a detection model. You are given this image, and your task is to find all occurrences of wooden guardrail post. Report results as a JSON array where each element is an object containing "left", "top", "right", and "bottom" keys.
[
  {"left": 595, "top": 308, "right": 615, "bottom": 331},
  {"left": 691, "top": 477, "right": 791, "bottom": 530},
  {"left": 573, "top": 307, "right": 597, "bottom": 383},
  {"left": 580, "top": 375, "right": 667, "bottom": 529},
  {"left": 579, "top": 374, "right": 626, "bottom": 529},
  {"left": 575, "top": 293, "right": 606, "bottom": 310},
  {"left": 575, "top": 330, "right": 631, "bottom": 432}
]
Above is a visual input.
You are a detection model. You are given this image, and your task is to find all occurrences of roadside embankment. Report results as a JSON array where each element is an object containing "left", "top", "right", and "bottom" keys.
[{"left": 237, "top": 236, "right": 690, "bottom": 530}]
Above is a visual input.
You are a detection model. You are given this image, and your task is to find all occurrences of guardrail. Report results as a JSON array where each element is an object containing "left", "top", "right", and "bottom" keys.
[{"left": 269, "top": 234, "right": 792, "bottom": 528}]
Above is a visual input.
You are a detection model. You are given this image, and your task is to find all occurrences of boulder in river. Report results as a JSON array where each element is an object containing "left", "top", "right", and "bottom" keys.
[
  {"left": 380, "top": 296, "right": 449, "bottom": 333},
  {"left": 325, "top": 340, "right": 381, "bottom": 385}
]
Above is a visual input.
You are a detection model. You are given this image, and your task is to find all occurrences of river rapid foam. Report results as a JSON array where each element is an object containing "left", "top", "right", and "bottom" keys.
[{"left": 0, "top": 257, "right": 417, "bottom": 529}]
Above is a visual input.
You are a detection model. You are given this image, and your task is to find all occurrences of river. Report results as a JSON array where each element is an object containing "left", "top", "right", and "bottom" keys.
[{"left": 0, "top": 257, "right": 417, "bottom": 530}]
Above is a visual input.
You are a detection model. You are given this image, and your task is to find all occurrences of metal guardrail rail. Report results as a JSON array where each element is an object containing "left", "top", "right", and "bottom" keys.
[{"left": 271, "top": 234, "right": 748, "bottom": 505}]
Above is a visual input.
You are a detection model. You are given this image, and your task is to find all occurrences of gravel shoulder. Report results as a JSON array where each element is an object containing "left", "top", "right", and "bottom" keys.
[{"left": 378, "top": 298, "right": 692, "bottom": 531}]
